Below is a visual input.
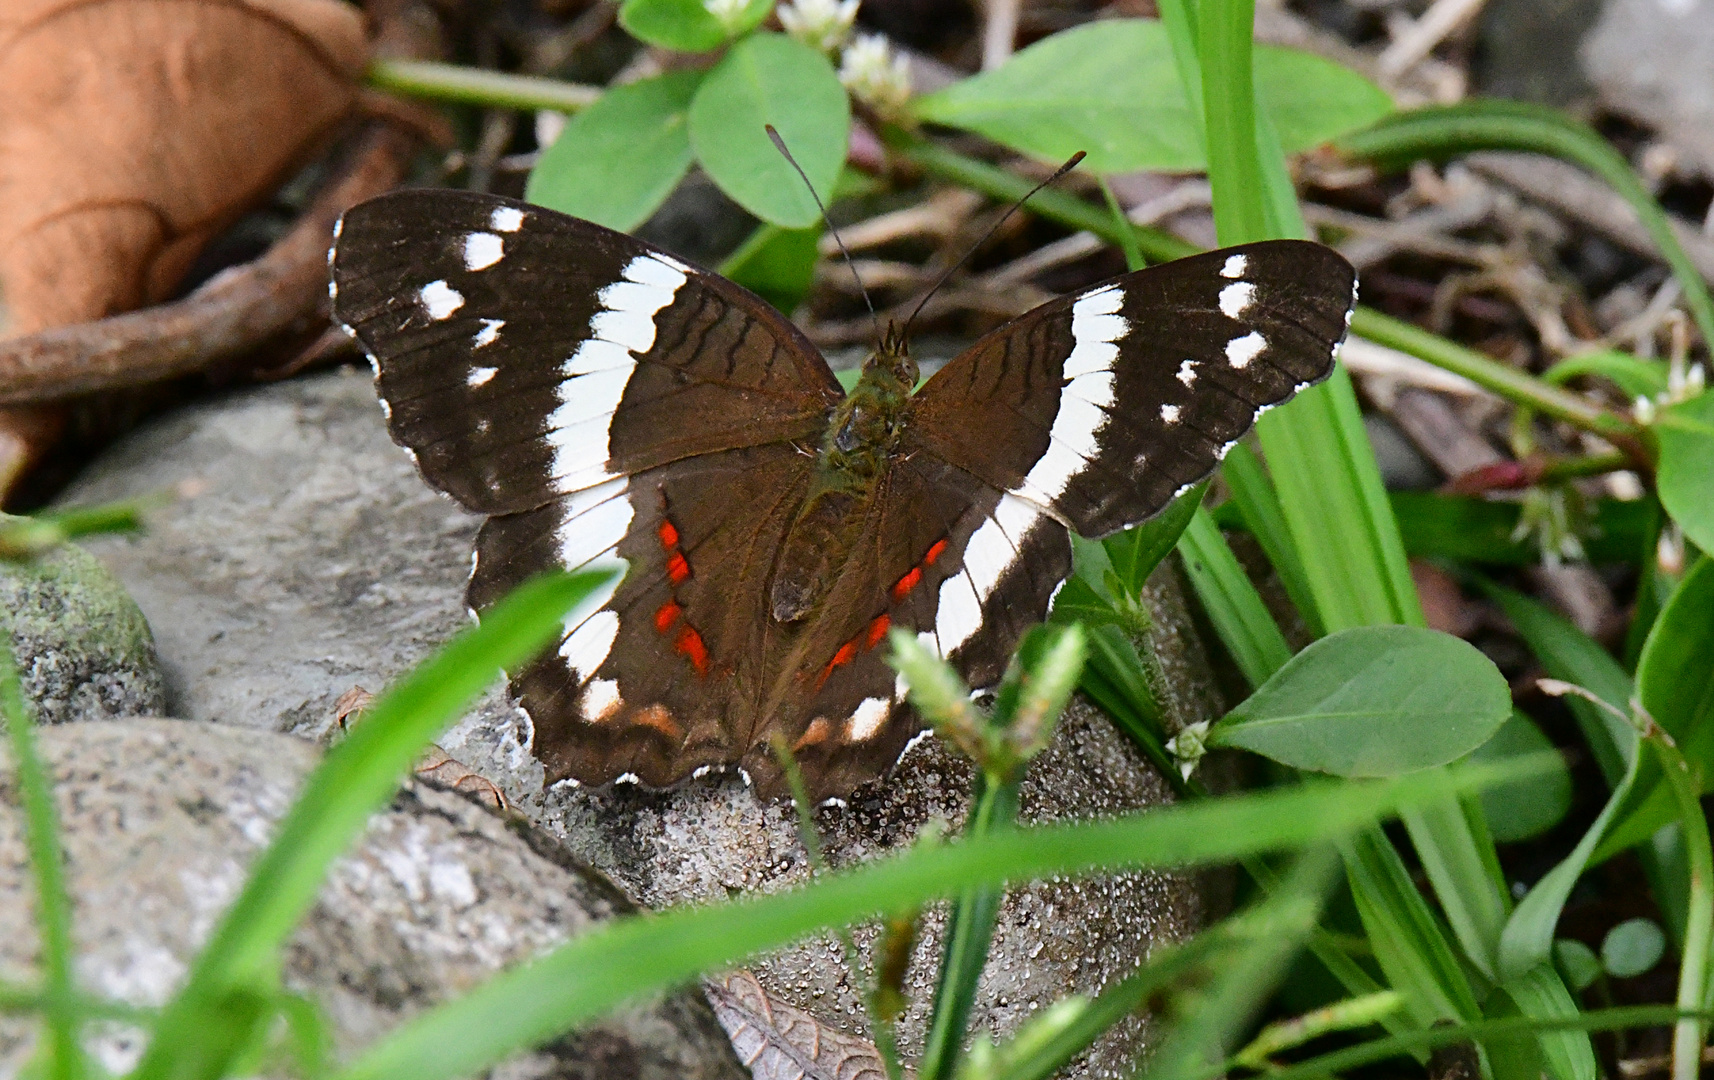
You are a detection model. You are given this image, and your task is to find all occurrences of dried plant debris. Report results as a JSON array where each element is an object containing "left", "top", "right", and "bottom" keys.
[
  {"left": 706, "top": 970, "right": 891, "bottom": 1080},
  {"left": 0, "top": 0, "right": 369, "bottom": 334}
]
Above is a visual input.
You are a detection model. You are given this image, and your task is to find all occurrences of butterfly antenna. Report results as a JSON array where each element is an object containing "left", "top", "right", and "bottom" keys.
[
  {"left": 766, "top": 124, "right": 880, "bottom": 341},
  {"left": 903, "top": 150, "right": 1086, "bottom": 338}
]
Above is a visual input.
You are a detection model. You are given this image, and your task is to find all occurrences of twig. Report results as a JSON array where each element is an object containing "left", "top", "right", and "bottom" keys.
[
  {"left": 1468, "top": 152, "right": 1714, "bottom": 289},
  {"left": 979, "top": 0, "right": 1021, "bottom": 70},
  {"left": 1376, "top": 0, "right": 1489, "bottom": 79},
  {"left": 0, "top": 123, "right": 415, "bottom": 404}
]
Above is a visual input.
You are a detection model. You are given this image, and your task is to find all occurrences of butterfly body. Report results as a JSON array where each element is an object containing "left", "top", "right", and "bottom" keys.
[
  {"left": 772, "top": 328, "right": 917, "bottom": 625},
  {"left": 329, "top": 189, "right": 1357, "bottom": 801}
]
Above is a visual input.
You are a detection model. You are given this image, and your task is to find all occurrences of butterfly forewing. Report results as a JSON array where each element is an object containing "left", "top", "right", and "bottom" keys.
[
  {"left": 909, "top": 240, "right": 1357, "bottom": 537},
  {"left": 330, "top": 190, "right": 840, "bottom": 515}
]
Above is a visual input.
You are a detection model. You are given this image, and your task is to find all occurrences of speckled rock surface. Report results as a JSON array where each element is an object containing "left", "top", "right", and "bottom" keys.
[
  {"left": 59, "top": 369, "right": 1219, "bottom": 1076},
  {"left": 0, "top": 719, "right": 749, "bottom": 1079},
  {"left": 0, "top": 536, "right": 165, "bottom": 725}
]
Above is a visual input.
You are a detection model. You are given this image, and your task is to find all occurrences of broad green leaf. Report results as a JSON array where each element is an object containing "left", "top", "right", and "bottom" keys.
[
  {"left": 1601, "top": 919, "right": 1666, "bottom": 978},
  {"left": 1593, "top": 557, "right": 1714, "bottom": 858},
  {"left": 1211, "top": 626, "right": 1510, "bottom": 776},
  {"left": 1553, "top": 939, "right": 1601, "bottom": 991},
  {"left": 1104, "top": 484, "right": 1204, "bottom": 596},
  {"left": 718, "top": 223, "right": 821, "bottom": 314},
  {"left": 1474, "top": 712, "right": 1572, "bottom": 842},
  {"left": 1636, "top": 556, "right": 1714, "bottom": 753},
  {"left": 689, "top": 34, "right": 849, "bottom": 228},
  {"left": 1657, "top": 390, "right": 1714, "bottom": 555},
  {"left": 910, "top": 19, "right": 1392, "bottom": 174},
  {"left": 525, "top": 71, "right": 701, "bottom": 232},
  {"left": 619, "top": 0, "right": 771, "bottom": 52}
]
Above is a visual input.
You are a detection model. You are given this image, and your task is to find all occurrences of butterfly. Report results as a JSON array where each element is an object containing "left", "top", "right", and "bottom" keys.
[{"left": 329, "top": 189, "right": 1357, "bottom": 802}]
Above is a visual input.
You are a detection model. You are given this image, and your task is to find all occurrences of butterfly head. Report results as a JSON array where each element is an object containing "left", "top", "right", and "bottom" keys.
[{"left": 863, "top": 320, "right": 918, "bottom": 391}]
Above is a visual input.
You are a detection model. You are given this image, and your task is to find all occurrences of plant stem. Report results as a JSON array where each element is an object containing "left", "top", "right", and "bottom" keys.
[
  {"left": 1652, "top": 733, "right": 1714, "bottom": 1080},
  {"left": 367, "top": 59, "right": 601, "bottom": 114},
  {"left": 1353, "top": 308, "right": 1643, "bottom": 444}
]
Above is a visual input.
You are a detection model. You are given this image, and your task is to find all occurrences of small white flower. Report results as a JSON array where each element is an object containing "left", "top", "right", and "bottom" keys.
[
  {"left": 702, "top": 0, "right": 750, "bottom": 33},
  {"left": 1633, "top": 394, "right": 1657, "bottom": 425},
  {"left": 779, "top": 0, "right": 859, "bottom": 53},
  {"left": 1164, "top": 720, "right": 1211, "bottom": 782},
  {"left": 839, "top": 33, "right": 912, "bottom": 119}
]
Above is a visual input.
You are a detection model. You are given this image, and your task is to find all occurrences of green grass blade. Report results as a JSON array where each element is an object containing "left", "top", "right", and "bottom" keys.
[
  {"left": 969, "top": 882, "right": 1335, "bottom": 1080},
  {"left": 334, "top": 765, "right": 1525, "bottom": 1080},
  {"left": 1234, "top": 1005, "right": 1712, "bottom": 1080},
  {"left": 1, "top": 643, "right": 84, "bottom": 1080},
  {"left": 1176, "top": 506, "right": 1293, "bottom": 686},
  {"left": 1399, "top": 797, "right": 1510, "bottom": 980},
  {"left": 1343, "top": 829, "right": 1482, "bottom": 1026},
  {"left": 132, "top": 569, "right": 612, "bottom": 1080},
  {"left": 1644, "top": 734, "right": 1714, "bottom": 1080},
  {"left": 1220, "top": 443, "right": 1322, "bottom": 636},
  {"left": 1500, "top": 749, "right": 1640, "bottom": 980},
  {"left": 1495, "top": 965, "right": 1598, "bottom": 1080},
  {"left": 1476, "top": 579, "right": 1636, "bottom": 783},
  {"left": 1151, "top": 849, "right": 1343, "bottom": 1077},
  {"left": 919, "top": 772, "right": 1020, "bottom": 1080},
  {"left": 1197, "top": 0, "right": 1267, "bottom": 246},
  {"left": 1339, "top": 99, "right": 1714, "bottom": 350},
  {"left": 1256, "top": 368, "right": 1425, "bottom": 631}
]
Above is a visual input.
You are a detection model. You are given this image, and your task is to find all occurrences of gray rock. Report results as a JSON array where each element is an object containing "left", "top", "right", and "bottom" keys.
[
  {"left": 0, "top": 718, "right": 749, "bottom": 1079},
  {"left": 1471, "top": 0, "right": 1604, "bottom": 105},
  {"left": 60, "top": 369, "right": 1214, "bottom": 1076},
  {"left": 1583, "top": 0, "right": 1714, "bottom": 177},
  {"left": 0, "top": 536, "right": 165, "bottom": 725}
]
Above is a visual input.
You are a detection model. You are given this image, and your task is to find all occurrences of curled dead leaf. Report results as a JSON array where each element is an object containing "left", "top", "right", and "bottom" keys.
[
  {"left": 707, "top": 970, "right": 892, "bottom": 1080},
  {"left": 0, "top": 0, "right": 370, "bottom": 334},
  {"left": 416, "top": 745, "right": 509, "bottom": 811}
]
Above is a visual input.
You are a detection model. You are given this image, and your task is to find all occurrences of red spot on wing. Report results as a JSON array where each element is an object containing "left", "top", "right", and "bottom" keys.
[
  {"left": 865, "top": 614, "right": 891, "bottom": 649},
  {"left": 658, "top": 521, "right": 679, "bottom": 548},
  {"left": 667, "top": 552, "right": 690, "bottom": 585},
  {"left": 654, "top": 600, "right": 682, "bottom": 633},
  {"left": 674, "top": 625, "right": 709, "bottom": 677},
  {"left": 924, "top": 538, "right": 949, "bottom": 565},
  {"left": 890, "top": 566, "right": 923, "bottom": 602}
]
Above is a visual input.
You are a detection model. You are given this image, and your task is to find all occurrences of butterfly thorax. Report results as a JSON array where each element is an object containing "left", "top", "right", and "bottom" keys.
[{"left": 768, "top": 327, "right": 919, "bottom": 625}]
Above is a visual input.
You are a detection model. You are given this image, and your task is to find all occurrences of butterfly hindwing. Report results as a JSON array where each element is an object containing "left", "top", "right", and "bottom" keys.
[{"left": 908, "top": 240, "right": 1357, "bottom": 537}]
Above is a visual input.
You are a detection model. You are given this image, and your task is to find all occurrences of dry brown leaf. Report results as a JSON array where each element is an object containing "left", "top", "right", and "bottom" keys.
[
  {"left": 0, "top": 0, "right": 369, "bottom": 334},
  {"left": 706, "top": 970, "right": 893, "bottom": 1080},
  {"left": 415, "top": 745, "right": 509, "bottom": 811}
]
